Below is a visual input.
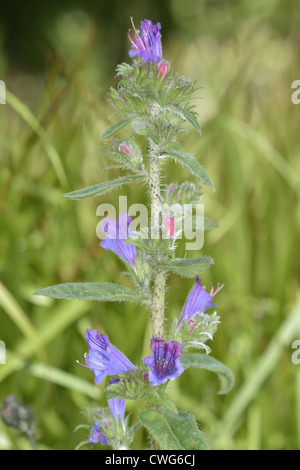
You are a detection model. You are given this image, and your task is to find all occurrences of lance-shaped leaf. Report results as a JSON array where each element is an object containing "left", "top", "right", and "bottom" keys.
[
  {"left": 100, "top": 116, "right": 142, "bottom": 140},
  {"left": 155, "top": 257, "right": 214, "bottom": 278},
  {"left": 142, "top": 388, "right": 178, "bottom": 414},
  {"left": 180, "top": 353, "right": 235, "bottom": 395},
  {"left": 204, "top": 217, "right": 219, "bottom": 231},
  {"left": 34, "top": 282, "right": 145, "bottom": 303},
  {"left": 161, "top": 148, "right": 214, "bottom": 190},
  {"left": 126, "top": 237, "right": 155, "bottom": 255},
  {"left": 139, "top": 409, "right": 209, "bottom": 450},
  {"left": 166, "top": 105, "right": 202, "bottom": 134},
  {"left": 62, "top": 174, "right": 146, "bottom": 200},
  {"left": 185, "top": 216, "right": 219, "bottom": 234}
]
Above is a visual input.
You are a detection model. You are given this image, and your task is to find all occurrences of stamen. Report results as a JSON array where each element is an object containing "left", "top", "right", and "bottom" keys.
[
  {"left": 130, "top": 16, "right": 136, "bottom": 31},
  {"left": 210, "top": 283, "right": 224, "bottom": 297},
  {"left": 142, "top": 30, "right": 151, "bottom": 52},
  {"left": 127, "top": 30, "right": 138, "bottom": 49},
  {"left": 76, "top": 360, "right": 90, "bottom": 368},
  {"left": 188, "top": 319, "right": 196, "bottom": 334}
]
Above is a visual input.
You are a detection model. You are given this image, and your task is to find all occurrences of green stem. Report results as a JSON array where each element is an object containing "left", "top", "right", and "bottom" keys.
[
  {"left": 149, "top": 152, "right": 166, "bottom": 338},
  {"left": 149, "top": 155, "right": 161, "bottom": 239},
  {"left": 26, "top": 431, "right": 38, "bottom": 450},
  {"left": 152, "top": 267, "right": 166, "bottom": 337}
]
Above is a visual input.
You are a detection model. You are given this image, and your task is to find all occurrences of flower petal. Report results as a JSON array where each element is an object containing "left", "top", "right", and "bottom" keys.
[
  {"left": 177, "top": 277, "right": 218, "bottom": 328},
  {"left": 144, "top": 338, "right": 184, "bottom": 386},
  {"left": 82, "top": 330, "right": 136, "bottom": 384}
]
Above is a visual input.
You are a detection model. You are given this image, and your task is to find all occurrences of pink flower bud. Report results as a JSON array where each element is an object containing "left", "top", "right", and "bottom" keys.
[
  {"left": 163, "top": 216, "right": 175, "bottom": 238},
  {"left": 157, "top": 60, "right": 169, "bottom": 81},
  {"left": 167, "top": 183, "right": 176, "bottom": 196},
  {"left": 118, "top": 142, "right": 135, "bottom": 159}
]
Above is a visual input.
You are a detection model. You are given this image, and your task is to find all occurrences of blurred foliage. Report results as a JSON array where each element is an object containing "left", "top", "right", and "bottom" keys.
[{"left": 0, "top": 0, "right": 300, "bottom": 450}]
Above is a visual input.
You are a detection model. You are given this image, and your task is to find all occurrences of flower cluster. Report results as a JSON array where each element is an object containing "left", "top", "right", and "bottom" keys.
[
  {"left": 79, "top": 200, "right": 223, "bottom": 446},
  {"left": 79, "top": 276, "right": 222, "bottom": 389},
  {"left": 89, "top": 378, "right": 126, "bottom": 448},
  {"left": 1, "top": 395, "right": 37, "bottom": 449},
  {"left": 74, "top": 18, "right": 227, "bottom": 450},
  {"left": 127, "top": 18, "right": 169, "bottom": 79},
  {"left": 79, "top": 328, "right": 184, "bottom": 387}
]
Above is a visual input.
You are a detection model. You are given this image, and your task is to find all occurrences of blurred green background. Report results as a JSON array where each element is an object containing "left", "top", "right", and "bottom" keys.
[{"left": 1, "top": 0, "right": 300, "bottom": 450}]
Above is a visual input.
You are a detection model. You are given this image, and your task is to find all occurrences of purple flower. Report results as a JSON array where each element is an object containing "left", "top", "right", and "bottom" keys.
[
  {"left": 108, "top": 378, "right": 125, "bottom": 428},
  {"left": 177, "top": 277, "right": 222, "bottom": 329},
  {"left": 89, "top": 421, "right": 109, "bottom": 447},
  {"left": 144, "top": 338, "right": 184, "bottom": 386},
  {"left": 128, "top": 19, "right": 162, "bottom": 65},
  {"left": 100, "top": 213, "right": 136, "bottom": 268},
  {"left": 78, "top": 330, "right": 136, "bottom": 385}
]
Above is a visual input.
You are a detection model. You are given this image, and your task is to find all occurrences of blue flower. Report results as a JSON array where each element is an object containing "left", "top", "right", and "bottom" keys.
[
  {"left": 78, "top": 330, "right": 136, "bottom": 385},
  {"left": 107, "top": 378, "right": 125, "bottom": 429},
  {"left": 144, "top": 338, "right": 184, "bottom": 386},
  {"left": 128, "top": 19, "right": 162, "bottom": 65},
  {"left": 100, "top": 213, "right": 136, "bottom": 269},
  {"left": 177, "top": 276, "right": 221, "bottom": 329},
  {"left": 89, "top": 421, "right": 109, "bottom": 447}
]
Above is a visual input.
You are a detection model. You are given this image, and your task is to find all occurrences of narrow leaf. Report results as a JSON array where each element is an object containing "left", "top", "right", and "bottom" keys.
[
  {"left": 204, "top": 217, "right": 219, "bottom": 231},
  {"left": 181, "top": 353, "right": 235, "bottom": 395},
  {"left": 34, "top": 282, "right": 145, "bottom": 303},
  {"left": 139, "top": 409, "right": 209, "bottom": 450},
  {"left": 100, "top": 117, "right": 140, "bottom": 140},
  {"left": 155, "top": 257, "right": 214, "bottom": 278},
  {"left": 62, "top": 174, "right": 145, "bottom": 200},
  {"left": 125, "top": 237, "right": 155, "bottom": 255},
  {"left": 164, "top": 148, "right": 214, "bottom": 190},
  {"left": 142, "top": 388, "right": 178, "bottom": 414},
  {"left": 167, "top": 105, "right": 202, "bottom": 134},
  {"left": 177, "top": 107, "right": 202, "bottom": 133}
]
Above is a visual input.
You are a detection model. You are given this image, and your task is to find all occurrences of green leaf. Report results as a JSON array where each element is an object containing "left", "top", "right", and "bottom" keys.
[
  {"left": 126, "top": 237, "right": 155, "bottom": 255},
  {"left": 34, "top": 282, "right": 145, "bottom": 303},
  {"left": 180, "top": 353, "right": 235, "bottom": 395},
  {"left": 164, "top": 148, "right": 214, "bottom": 190},
  {"left": 100, "top": 117, "right": 140, "bottom": 140},
  {"left": 153, "top": 92, "right": 168, "bottom": 107},
  {"left": 177, "top": 107, "right": 202, "bottom": 134},
  {"left": 204, "top": 217, "right": 219, "bottom": 231},
  {"left": 62, "top": 174, "right": 145, "bottom": 200},
  {"left": 167, "top": 105, "right": 202, "bottom": 134},
  {"left": 155, "top": 257, "right": 214, "bottom": 278},
  {"left": 142, "top": 388, "right": 178, "bottom": 414},
  {"left": 189, "top": 216, "right": 218, "bottom": 232},
  {"left": 139, "top": 409, "right": 209, "bottom": 450}
]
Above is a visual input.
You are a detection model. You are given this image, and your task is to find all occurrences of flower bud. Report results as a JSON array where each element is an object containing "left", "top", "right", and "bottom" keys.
[{"left": 157, "top": 60, "right": 169, "bottom": 80}]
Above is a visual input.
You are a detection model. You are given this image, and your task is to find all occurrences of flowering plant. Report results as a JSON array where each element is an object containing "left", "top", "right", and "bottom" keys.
[{"left": 35, "top": 18, "right": 234, "bottom": 450}]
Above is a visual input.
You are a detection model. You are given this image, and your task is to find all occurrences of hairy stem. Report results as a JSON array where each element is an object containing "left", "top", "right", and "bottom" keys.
[
  {"left": 152, "top": 267, "right": 166, "bottom": 337},
  {"left": 149, "top": 152, "right": 166, "bottom": 338},
  {"left": 149, "top": 155, "right": 161, "bottom": 239}
]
